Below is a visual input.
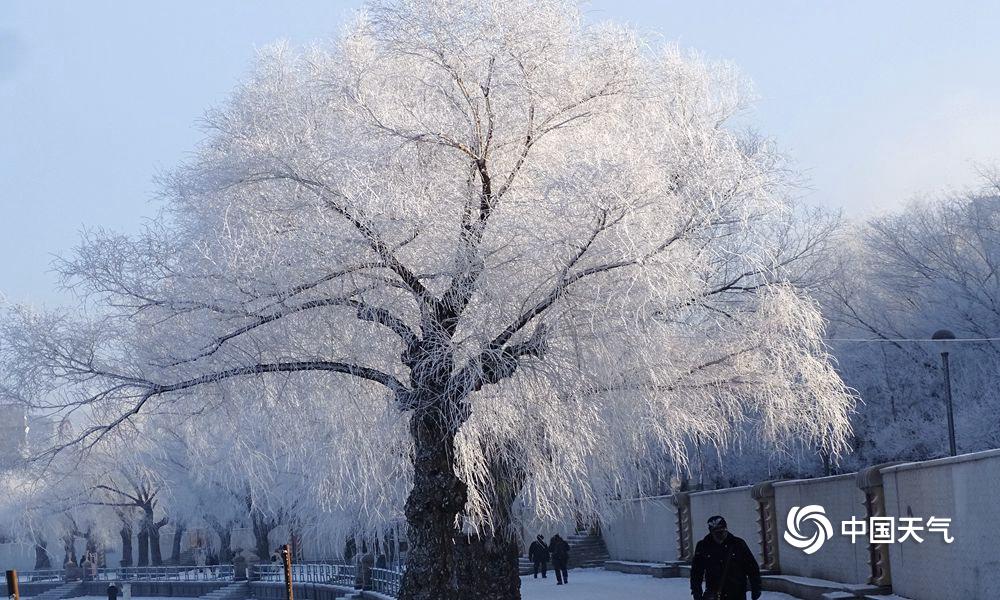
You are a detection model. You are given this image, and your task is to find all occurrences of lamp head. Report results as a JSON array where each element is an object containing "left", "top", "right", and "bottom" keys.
[{"left": 932, "top": 329, "right": 956, "bottom": 356}]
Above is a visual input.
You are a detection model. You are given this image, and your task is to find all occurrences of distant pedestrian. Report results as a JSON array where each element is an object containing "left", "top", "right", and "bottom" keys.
[
  {"left": 355, "top": 543, "right": 375, "bottom": 590},
  {"left": 548, "top": 534, "right": 569, "bottom": 585},
  {"left": 81, "top": 555, "right": 94, "bottom": 581},
  {"left": 232, "top": 549, "right": 248, "bottom": 581},
  {"left": 528, "top": 534, "right": 549, "bottom": 579},
  {"left": 194, "top": 545, "right": 207, "bottom": 573},
  {"left": 690, "top": 515, "right": 761, "bottom": 600}
]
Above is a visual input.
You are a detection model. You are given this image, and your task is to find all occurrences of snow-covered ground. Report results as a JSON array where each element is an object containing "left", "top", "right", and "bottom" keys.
[
  {"left": 61, "top": 573, "right": 803, "bottom": 600},
  {"left": 63, "top": 597, "right": 200, "bottom": 600},
  {"left": 521, "top": 569, "right": 801, "bottom": 600}
]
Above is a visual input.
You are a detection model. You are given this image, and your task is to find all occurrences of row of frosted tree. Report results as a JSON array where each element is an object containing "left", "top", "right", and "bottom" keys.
[
  {"left": 0, "top": 1, "right": 996, "bottom": 599},
  {"left": 0, "top": 406, "right": 337, "bottom": 570},
  {"left": 826, "top": 168, "right": 1000, "bottom": 466}
]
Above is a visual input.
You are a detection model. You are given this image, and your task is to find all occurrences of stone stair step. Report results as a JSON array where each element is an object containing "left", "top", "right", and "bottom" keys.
[
  {"left": 33, "top": 582, "right": 83, "bottom": 600},
  {"left": 199, "top": 582, "right": 248, "bottom": 600},
  {"left": 519, "top": 532, "right": 609, "bottom": 574}
]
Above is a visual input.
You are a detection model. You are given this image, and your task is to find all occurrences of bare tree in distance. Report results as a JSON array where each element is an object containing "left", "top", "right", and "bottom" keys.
[{"left": 822, "top": 167, "right": 1000, "bottom": 465}]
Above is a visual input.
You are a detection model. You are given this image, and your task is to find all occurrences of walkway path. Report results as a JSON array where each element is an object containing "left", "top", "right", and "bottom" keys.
[
  {"left": 60, "top": 572, "right": 802, "bottom": 600},
  {"left": 521, "top": 569, "right": 801, "bottom": 600}
]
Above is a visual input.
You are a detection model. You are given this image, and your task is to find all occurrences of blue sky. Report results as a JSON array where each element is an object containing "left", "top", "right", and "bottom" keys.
[{"left": 2, "top": 1, "right": 999, "bottom": 304}]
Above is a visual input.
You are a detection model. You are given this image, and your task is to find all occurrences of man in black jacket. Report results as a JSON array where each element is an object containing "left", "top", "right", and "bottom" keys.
[
  {"left": 528, "top": 534, "right": 550, "bottom": 578},
  {"left": 549, "top": 534, "right": 570, "bottom": 585},
  {"left": 690, "top": 515, "right": 762, "bottom": 600}
]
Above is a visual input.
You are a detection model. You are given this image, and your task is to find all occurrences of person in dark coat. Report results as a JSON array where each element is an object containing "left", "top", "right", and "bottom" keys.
[
  {"left": 232, "top": 549, "right": 248, "bottom": 581},
  {"left": 527, "top": 534, "right": 550, "bottom": 578},
  {"left": 690, "top": 515, "right": 762, "bottom": 600},
  {"left": 548, "top": 534, "right": 570, "bottom": 585}
]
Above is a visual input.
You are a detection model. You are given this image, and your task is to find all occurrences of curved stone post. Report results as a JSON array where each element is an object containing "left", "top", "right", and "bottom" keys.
[
  {"left": 750, "top": 480, "right": 780, "bottom": 572},
  {"left": 857, "top": 462, "right": 902, "bottom": 588},
  {"left": 671, "top": 492, "right": 694, "bottom": 562}
]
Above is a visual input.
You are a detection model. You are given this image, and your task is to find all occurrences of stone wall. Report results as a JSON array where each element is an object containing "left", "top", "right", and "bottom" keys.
[
  {"left": 773, "top": 473, "right": 869, "bottom": 584},
  {"left": 689, "top": 486, "right": 760, "bottom": 562},
  {"left": 602, "top": 495, "right": 677, "bottom": 562},
  {"left": 881, "top": 448, "right": 1000, "bottom": 600},
  {"left": 600, "top": 448, "right": 1000, "bottom": 600}
]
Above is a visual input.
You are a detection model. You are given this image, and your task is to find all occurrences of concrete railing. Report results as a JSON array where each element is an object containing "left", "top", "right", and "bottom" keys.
[
  {"left": 690, "top": 485, "right": 759, "bottom": 563},
  {"left": 773, "top": 473, "right": 868, "bottom": 584},
  {"left": 602, "top": 495, "right": 678, "bottom": 563},
  {"left": 600, "top": 447, "right": 1000, "bottom": 600},
  {"left": 880, "top": 448, "right": 1000, "bottom": 600}
]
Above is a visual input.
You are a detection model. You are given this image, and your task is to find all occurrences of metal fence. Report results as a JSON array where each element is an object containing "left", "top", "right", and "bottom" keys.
[
  {"left": 371, "top": 568, "right": 402, "bottom": 596},
  {"left": 249, "top": 562, "right": 355, "bottom": 585},
  {"left": 248, "top": 563, "right": 401, "bottom": 596},
  {"left": 13, "top": 569, "right": 63, "bottom": 583},
  {"left": 13, "top": 563, "right": 403, "bottom": 597},
  {"left": 13, "top": 565, "right": 235, "bottom": 583},
  {"left": 105, "top": 566, "right": 236, "bottom": 581}
]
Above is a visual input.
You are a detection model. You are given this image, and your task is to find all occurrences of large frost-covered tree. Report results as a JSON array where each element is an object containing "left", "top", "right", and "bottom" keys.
[{"left": 0, "top": 1, "right": 855, "bottom": 598}]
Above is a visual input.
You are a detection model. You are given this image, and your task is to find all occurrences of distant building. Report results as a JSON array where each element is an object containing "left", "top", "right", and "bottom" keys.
[
  {"left": 27, "top": 414, "right": 57, "bottom": 457},
  {"left": 0, "top": 404, "right": 28, "bottom": 469}
]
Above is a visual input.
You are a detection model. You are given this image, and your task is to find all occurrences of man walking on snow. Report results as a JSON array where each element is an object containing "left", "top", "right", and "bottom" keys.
[
  {"left": 549, "top": 534, "right": 570, "bottom": 585},
  {"left": 528, "top": 534, "right": 550, "bottom": 578},
  {"left": 690, "top": 515, "right": 762, "bottom": 600}
]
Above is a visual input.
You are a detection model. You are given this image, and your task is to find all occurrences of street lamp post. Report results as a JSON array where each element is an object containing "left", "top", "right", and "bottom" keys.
[{"left": 931, "top": 329, "right": 957, "bottom": 456}]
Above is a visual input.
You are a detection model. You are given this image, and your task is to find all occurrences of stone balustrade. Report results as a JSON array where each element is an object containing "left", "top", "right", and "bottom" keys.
[{"left": 601, "top": 448, "right": 1000, "bottom": 600}]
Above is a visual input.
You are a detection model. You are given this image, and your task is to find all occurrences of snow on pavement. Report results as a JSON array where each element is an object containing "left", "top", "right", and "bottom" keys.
[
  {"left": 521, "top": 569, "right": 801, "bottom": 600},
  {"left": 61, "top": 573, "right": 803, "bottom": 600},
  {"left": 63, "top": 597, "right": 200, "bottom": 600}
]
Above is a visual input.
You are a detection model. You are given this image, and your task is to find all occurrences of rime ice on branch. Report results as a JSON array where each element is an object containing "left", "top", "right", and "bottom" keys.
[{"left": 0, "top": 1, "right": 854, "bottom": 598}]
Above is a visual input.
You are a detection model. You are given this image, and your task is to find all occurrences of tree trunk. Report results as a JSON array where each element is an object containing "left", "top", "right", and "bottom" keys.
[
  {"left": 217, "top": 528, "right": 233, "bottom": 563},
  {"left": 209, "top": 518, "right": 234, "bottom": 564},
  {"left": 120, "top": 526, "right": 133, "bottom": 567},
  {"left": 171, "top": 523, "right": 186, "bottom": 564},
  {"left": 454, "top": 534, "right": 521, "bottom": 600},
  {"left": 149, "top": 517, "right": 167, "bottom": 566},
  {"left": 62, "top": 533, "right": 76, "bottom": 565},
  {"left": 136, "top": 527, "right": 149, "bottom": 567},
  {"left": 34, "top": 539, "right": 51, "bottom": 569},
  {"left": 84, "top": 532, "right": 101, "bottom": 567},
  {"left": 455, "top": 439, "right": 527, "bottom": 600},
  {"left": 251, "top": 514, "right": 273, "bottom": 561},
  {"left": 289, "top": 527, "right": 302, "bottom": 561},
  {"left": 397, "top": 409, "right": 467, "bottom": 600}
]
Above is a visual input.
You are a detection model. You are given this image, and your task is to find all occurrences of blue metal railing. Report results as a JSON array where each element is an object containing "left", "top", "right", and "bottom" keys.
[
  {"left": 13, "top": 569, "right": 63, "bottom": 583},
  {"left": 107, "top": 565, "right": 236, "bottom": 581},
  {"left": 13, "top": 565, "right": 235, "bottom": 582},
  {"left": 12, "top": 562, "right": 404, "bottom": 597},
  {"left": 249, "top": 562, "right": 354, "bottom": 584},
  {"left": 371, "top": 568, "right": 402, "bottom": 596}
]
